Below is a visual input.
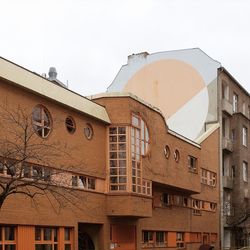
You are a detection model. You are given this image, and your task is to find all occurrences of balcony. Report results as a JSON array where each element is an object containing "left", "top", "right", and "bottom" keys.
[
  {"left": 222, "top": 137, "right": 233, "bottom": 152},
  {"left": 221, "top": 99, "right": 233, "bottom": 116},
  {"left": 106, "top": 193, "right": 152, "bottom": 218},
  {"left": 223, "top": 176, "right": 233, "bottom": 189}
]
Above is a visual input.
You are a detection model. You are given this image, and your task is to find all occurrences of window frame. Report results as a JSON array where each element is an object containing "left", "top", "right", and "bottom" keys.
[
  {"left": 32, "top": 105, "right": 52, "bottom": 139},
  {"left": 233, "top": 93, "right": 238, "bottom": 113},
  {"left": 242, "top": 126, "right": 248, "bottom": 147},
  {"left": 65, "top": 116, "right": 76, "bottom": 134},
  {"left": 188, "top": 155, "right": 197, "bottom": 173},
  {"left": 243, "top": 161, "right": 248, "bottom": 182},
  {"left": 0, "top": 226, "right": 16, "bottom": 250}
]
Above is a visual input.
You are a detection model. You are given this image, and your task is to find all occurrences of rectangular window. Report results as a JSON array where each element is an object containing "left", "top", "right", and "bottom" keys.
[
  {"left": 201, "top": 169, "right": 216, "bottom": 187},
  {"left": 35, "top": 227, "right": 72, "bottom": 250},
  {"left": 161, "top": 193, "right": 172, "bottom": 207},
  {"left": 35, "top": 227, "right": 58, "bottom": 250},
  {"left": 142, "top": 231, "right": 167, "bottom": 247},
  {"left": 64, "top": 228, "right": 71, "bottom": 241},
  {"left": 231, "top": 129, "right": 236, "bottom": 142},
  {"left": 188, "top": 156, "right": 197, "bottom": 173},
  {"left": 192, "top": 200, "right": 201, "bottom": 215},
  {"left": 109, "top": 126, "right": 127, "bottom": 191},
  {"left": 0, "top": 226, "right": 16, "bottom": 250},
  {"left": 201, "top": 169, "right": 208, "bottom": 185},
  {"left": 243, "top": 126, "right": 248, "bottom": 147},
  {"left": 243, "top": 161, "right": 248, "bottom": 182},
  {"left": 4, "top": 227, "right": 15, "bottom": 241},
  {"left": 176, "top": 232, "right": 185, "bottom": 248},
  {"left": 156, "top": 232, "right": 166, "bottom": 246},
  {"left": 71, "top": 175, "right": 96, "bottom": 190},
  {"left": 142, "top": 231, "right": 153, "bottom": 244},
  {"left": 233, "top": 93, "right": 238, "bottom": 113},
  {"left": 243, "top": 102, "right": 246, "bottom": 115}
]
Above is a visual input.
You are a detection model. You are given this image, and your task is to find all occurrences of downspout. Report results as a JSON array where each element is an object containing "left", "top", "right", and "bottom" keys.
[{"left": 218, "top": 68, "right": 224, "bottom": 250}]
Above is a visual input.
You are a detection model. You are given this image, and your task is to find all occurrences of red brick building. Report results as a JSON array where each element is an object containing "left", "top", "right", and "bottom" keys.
[{"left": 0, "top": 57, "right": 220, "bottom": 250}]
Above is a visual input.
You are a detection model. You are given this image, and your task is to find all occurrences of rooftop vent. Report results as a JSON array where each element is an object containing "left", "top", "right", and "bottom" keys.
[
  {"left": 48, "top": 67, "right": 57, "bottom": 80},
  {"left": 47, "top": 67, "right": 67, "bottom": 88}
]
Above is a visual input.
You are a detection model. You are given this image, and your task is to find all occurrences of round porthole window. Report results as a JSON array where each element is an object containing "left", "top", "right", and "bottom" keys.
[
  {"left": 84, "top": 123, "right": 93, "bottom": 140},
  {"left": 164, "top": 145, "right": 170, "bottom": 159},
  {"left": 65, "top": 116, "right": 76, "bottom": 134},
  {"left": 174, "top": 149, "right": 180, "bottom": 162}
]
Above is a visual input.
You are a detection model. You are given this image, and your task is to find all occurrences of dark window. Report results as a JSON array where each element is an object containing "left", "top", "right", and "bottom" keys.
[
  {"left": 64, "top": 228, "right": 70, "bottom": 241},
  {"left": 5, "top": 226, "right": 15, "bottom": 241},
  {"left": 65, "top": 117, "right": 76, "bottom": 134}
]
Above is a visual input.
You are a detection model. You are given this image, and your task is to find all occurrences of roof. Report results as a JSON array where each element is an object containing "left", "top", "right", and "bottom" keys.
[
  {"left": 0, "top": 57, "right": 110, "bottom": 124},
  {"left": 218, "top": 67, "right": 250, "bottom": 97},
  {"left": 90, "top": 92, "right": 201, "bottom": 148},
  {"left": 90, "top": 91, "right": 165, "bottom": 117}
]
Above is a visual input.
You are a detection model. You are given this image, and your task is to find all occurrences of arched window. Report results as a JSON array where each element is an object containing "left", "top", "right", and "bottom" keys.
[
  {"left": 32, "top": 105, "right": 52, "bottom": 138},
  {"left": 131, "top": 114, "right": 149, "bottom": 156}
]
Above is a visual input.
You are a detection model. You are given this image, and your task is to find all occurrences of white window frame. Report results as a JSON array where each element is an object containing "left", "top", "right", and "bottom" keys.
[
  {"left": 233, "top": 93, "right": 238, "bottom": 113},
  {"left": 243, "top": 126, "right": 248, "bottom": 147},
  {"left": 243, "top": 161, "right": 248, "bottom": 182}
]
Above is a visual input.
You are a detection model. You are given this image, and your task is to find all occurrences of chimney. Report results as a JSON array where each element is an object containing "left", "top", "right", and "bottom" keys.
[{"left": 127, "top": 52, "right": 149, "bottom": 64}]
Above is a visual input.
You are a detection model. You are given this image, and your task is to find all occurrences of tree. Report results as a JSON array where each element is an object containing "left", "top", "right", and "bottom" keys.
[
  {"left": 0, "top": 103, "right": 82, "bottom": 210},
  {"left": 224, "top": 200, "right": 250, "bottom": 247}
]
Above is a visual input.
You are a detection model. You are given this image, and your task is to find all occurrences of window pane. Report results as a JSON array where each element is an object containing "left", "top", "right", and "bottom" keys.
[
  {"left": 44, "top": 228, "right": 52, "bottom": 241},
  {"left": 110, "top": 168, "right": 117, "bottom": 175},
  {"left": 54, "top": 229, "right": 58, "bottom": 242},
  {"left": 132, "top": 116, "right": 139, "bottom": 127},
  {"left": 119, "top": 168, "right": 126, "bottom": 175},
  {"left": 118, "top": 135, "right": 126, "bottom": 142},
  {"left": 35, "top": 245, "right": 52, "bottom": 250},
  {"left": 109, "top": 127, "right": 117, "bottom": 134},
  {"left": 118, "top": 127, "right": 126, "bottom": 134},
  {"left": 65, "top": 244, "right": 71, "bottom": 250},
  {"left": 156, "top": 232, "right": 164, "bottom": 243},
  {"left": 88, "top": 178, "right": 95, "bottom": 189},
  {"left": 119, "top": 160, "right": 126, "bottom": 168},
  {"left": 35, "top": 228, "right": 42, "bottom": 241},
  {"left": 5, "top": 245, "right": 16, "bottom": 250},
  {"left": 5, "top": 227, "right": 15, "bottom": 241},
  {"left": 64, "top": 228, "right": 70, "bottom": 241}
]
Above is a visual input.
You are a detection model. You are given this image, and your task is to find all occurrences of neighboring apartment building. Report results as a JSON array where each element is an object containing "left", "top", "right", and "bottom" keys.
[
  {"left": 0, "top": 56, "right": 219, "bottom": 250},
  {"left": 107, "top": 48, "right": 250, "bottom": 249}
]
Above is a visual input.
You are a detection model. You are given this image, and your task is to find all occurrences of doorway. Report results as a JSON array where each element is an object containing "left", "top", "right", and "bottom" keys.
[{"left": 78, "top": 231, "right": 95, "bottom": 250}]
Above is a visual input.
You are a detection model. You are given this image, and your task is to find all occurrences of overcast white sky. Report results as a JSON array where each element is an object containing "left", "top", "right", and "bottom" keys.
[{"left": 1, "top": 0, "right": 250, "bottom": 95}]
